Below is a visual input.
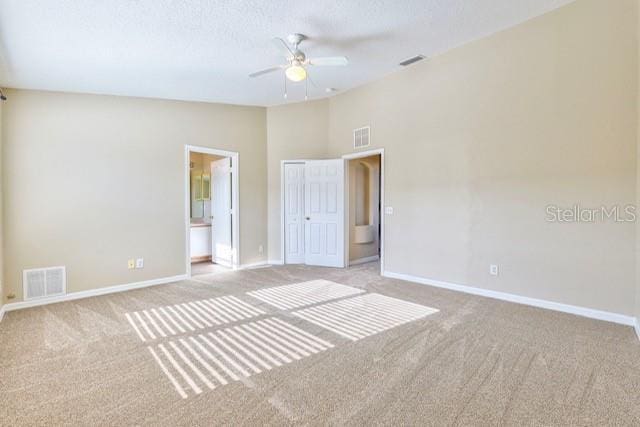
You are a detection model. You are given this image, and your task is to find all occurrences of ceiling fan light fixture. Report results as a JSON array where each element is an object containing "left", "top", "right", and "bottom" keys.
[
  {"left": 250, "top": 34, "right": 348, "bottom": 100},
  {"left": 285, "top": 64, "right": 307, "bottom": 82}
]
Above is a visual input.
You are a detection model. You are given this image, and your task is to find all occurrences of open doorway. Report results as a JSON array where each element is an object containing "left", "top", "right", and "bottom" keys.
[
  {"left": 280, "top": 150, "right": 384, "bottom": 273},
  {"left": 343, "top": 149, "right": 384, "bottom": 274},
  {"left": 185, "top": 146, "right": 239, "bottom": 277}
]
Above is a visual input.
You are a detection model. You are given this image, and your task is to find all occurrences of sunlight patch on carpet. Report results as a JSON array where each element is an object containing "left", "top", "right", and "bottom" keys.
[
  {"left": 246, "top": 280, "right": 364, "bottom": 310},
  {"left": 292, "top": 293, "right": 439, "bottom": 341},
  {"left": 125, "top": 296, "right": 265, "bottom": 341},
  {"left": 148, "top": 317, "right": 333, "bottom": 398}
]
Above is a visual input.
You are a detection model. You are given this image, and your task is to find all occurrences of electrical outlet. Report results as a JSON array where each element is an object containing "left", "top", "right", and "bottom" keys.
[
  {"left": 136, "top": 258, "right": 144, "bottom": 269},
  {"left": 128, "top": 259, "right": 135, "bottom": 269},
  {"left": 489, "top": 264, "right": 499, "bottom": 276},
  {"left": 384, "top": 206, "right": 394, "bottom": 215},
  {"left": 258, "top": 245, "right": 263, "bottom": 254}
]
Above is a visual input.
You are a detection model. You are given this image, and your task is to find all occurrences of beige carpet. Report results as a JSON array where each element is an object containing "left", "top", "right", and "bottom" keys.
[
  {"left": 1, "top": 262, "right": 639, "bottom": 426},
  {"left": 190, "top": 261, "right": 231, "bottom": 277}
]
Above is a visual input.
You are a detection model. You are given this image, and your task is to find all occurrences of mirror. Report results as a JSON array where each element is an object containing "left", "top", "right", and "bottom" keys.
[
  {"left": 202, "top": 174, "right": 211, "bottom": 200},
  {"left": 191, "top": 174, "right": 204, "bottom": 219},
  {"left": 190, "top": 152, "right": 220, "bottom": 222},
  {"left": 194, "top": 175, "right": 203, "bottom": 201}
]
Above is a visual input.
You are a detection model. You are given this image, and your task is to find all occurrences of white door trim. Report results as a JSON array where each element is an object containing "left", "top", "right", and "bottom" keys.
[
  {"left": 185, "top": 145, "right": 240, "bottom": 277},
  {"left": 342, "top": 148, "right": 385, "bottom": 275}
]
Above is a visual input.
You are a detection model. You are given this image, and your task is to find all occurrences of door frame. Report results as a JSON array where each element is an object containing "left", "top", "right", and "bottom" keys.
[
  {"left": 185, "top": 145, "right": 240, "bottom": 277},
  {"left": 342, "top": 148, "right": 385, "bottom": 275}
]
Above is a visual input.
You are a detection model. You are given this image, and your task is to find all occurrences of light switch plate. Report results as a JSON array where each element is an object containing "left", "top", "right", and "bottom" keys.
[
  {"left": 128, "top": 259, "right": 135, "bottom": 269},
  {"left": 384, "top": 206, "right": 394, "bottom": 215},
  {"left": 136, "top": 258, "right": 144, "bottom": 269}
]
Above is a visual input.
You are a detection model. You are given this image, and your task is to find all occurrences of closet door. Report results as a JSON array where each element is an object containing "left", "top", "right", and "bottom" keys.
[
  {"left": 304, "top": 160, "right": 345, "bottom": 268},
  {"left": 284, "top": 163, "right": 305, "bottom": 264}
]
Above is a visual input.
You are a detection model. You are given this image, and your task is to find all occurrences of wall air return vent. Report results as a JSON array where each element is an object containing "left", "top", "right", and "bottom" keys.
[
  {"left": 399, "top": 55, "right": 425, "bottom": 67},
  {"left": 353, "top": 126, "right": 371, "bottom": 149},
  {"left": 23, "top": 266, "right": 66, "bottom": 300}
]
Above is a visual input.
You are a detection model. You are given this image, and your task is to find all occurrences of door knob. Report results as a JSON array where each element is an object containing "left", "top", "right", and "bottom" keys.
[{"left": 305, "top": 217, "right": 310, "bottom": 220}]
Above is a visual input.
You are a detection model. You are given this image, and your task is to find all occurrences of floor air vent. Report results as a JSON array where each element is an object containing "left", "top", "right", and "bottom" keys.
[
  {"left": 23, "top": 266, "right": 66, "bottom": 300},
  {"left": 353, "top": 126, "right": 370, "bottom": 149}
]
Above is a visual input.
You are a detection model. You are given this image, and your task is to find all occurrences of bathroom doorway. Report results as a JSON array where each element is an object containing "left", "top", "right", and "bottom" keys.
[
  {"left": 185, "top": 145, "right": 239, "bottom": 277},
  {"left": 343, "top": 149, "right": 384, "bottom": 273}
]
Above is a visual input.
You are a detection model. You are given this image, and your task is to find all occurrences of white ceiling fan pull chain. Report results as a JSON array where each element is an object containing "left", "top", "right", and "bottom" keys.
[{"left": 283, "top": 73, "right": 288, "bottom": 99}]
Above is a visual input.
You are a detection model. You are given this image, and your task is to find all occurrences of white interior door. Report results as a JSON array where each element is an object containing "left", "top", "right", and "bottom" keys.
[
  {"left": 211, "top": 157, "right": 233, "bottom": 267},
  {"left": 284, "top": 163, "right": 305, "bottom": 264},
  {"left": 304, "top": 160, "right": 345, "bottom": 267}
]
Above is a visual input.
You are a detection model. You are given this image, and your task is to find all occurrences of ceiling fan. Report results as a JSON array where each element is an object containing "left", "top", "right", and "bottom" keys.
[{"left": 249, "top": 33, "right": 348, "bottom": 98}]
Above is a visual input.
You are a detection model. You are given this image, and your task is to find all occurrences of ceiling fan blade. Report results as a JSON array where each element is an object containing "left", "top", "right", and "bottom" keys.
[
  {"left": 249, "top": 66, "right": 282, "bottom": 78},
  {"left": 272, "top": 37, "right": 294, "bottom": 58},
  {"left": 307, "top": 72, "right": 319, "bottom": 89},
  {"left": 308, "top": 56, "right": 348, "bottom": 66}
]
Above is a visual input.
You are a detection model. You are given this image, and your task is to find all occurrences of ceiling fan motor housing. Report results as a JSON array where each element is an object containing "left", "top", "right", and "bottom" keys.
[{"left": 293, "top": 50, "right": 306, "bottom": 63}]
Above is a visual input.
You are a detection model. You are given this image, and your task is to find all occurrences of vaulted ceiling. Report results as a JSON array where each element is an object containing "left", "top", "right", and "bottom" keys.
[{"left": 0, "top": 0, "right": 574, "bottom": 106}]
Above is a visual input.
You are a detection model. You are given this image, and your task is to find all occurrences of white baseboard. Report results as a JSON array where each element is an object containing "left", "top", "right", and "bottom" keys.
[
  {"left": 267, "top": 259, "right": 284, "bottom": 265},
  {"left": 382, "top": 270, "right": 636, "bottom": 327},
  {"left": 349, "top": 255, "right": 380, "bottom": 266},
  {"left": 3, "top": 274, "right": 188, "bottom": 312},
  {"left": 635, "top": 318, "right": 640, "bottom": 341},
  {"left": 0, "top": 305, "right": 5, "bottom": 323}
]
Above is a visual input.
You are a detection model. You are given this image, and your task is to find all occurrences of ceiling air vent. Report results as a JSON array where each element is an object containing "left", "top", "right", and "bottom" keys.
[
  {"left": 23, "top": 266, "right": 66, "bottom": 300},
  {"left": 353, "top": 126, "right": 370, "bottom": 149},
  {"left": 399, "top": 55, "right": 425, "bottom": 67}
]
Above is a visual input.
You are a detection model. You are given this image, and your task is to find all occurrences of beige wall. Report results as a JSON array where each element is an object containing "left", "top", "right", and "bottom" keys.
[
  {"left": 0, "top": 98, "right": 3, "bottom": 308},
  {"left": 2, "top": 89, "right": 267, "bottom": 302},
  {"left": 0, "top": 0, "right": 637, "bottom": 321},
  {"left": 266, "top": 99, "right": 329, "bottom": 261},
  {"left": 637, "top": 0, "right": 640, "bottom": 328},
  {"left": 328, "top": 0, "right": 637, "bottom": 315}
]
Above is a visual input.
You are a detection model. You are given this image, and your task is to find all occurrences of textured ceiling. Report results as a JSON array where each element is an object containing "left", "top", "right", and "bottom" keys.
[{"left": 0, "top": 0, "right": 574, "bottom": 106}]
